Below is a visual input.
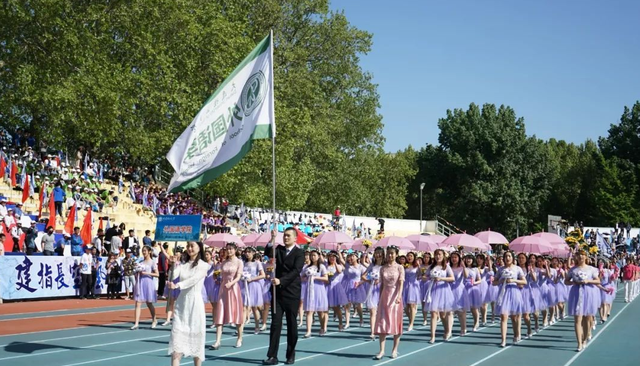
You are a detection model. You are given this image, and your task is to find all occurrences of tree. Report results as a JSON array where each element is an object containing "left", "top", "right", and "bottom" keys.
[
  {"left": 0, "top": 0, "right": 415, "bottom": 217},
  {"left": 406, "top": 103, "right": 551, "bottom": 238}
]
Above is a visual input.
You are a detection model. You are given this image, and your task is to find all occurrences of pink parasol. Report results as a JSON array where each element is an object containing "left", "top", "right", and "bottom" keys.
[
  {"left": 242, "top": 233, "right": 260, "bottom": 246},
  {"left": 310, "top": 231, "right": 354, "bottom": 250},
  {"left": 351, "top": 238, "right": 378, "bottom": 252},
  {"left": 441, "top": 233, "right": 490, "bottom": 251},
  {"left": 531, "top": 232, "right": 567, "bottom": 246},
  {"left": 428, "top": 235, "right": 448, "bottom": 244},
  {"left": 405, "top": 234, "right": 439, "bottom": 252},
  {"left": 204, "top": 233, "right": 245, "bottom": 248},
  {"left": 509, "top": 235, "right": 553, "bottom": 254},
  {"left": 252, "top": 232, "right": 284, "bottom": 247},
  {"left": 474, "top": 230, "right": 509, "bottom": 245},
  {"left": 377, "top": 236, "right": 416, "bottom": 250}
]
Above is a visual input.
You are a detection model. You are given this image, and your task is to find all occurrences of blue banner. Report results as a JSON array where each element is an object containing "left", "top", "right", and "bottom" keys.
[{"left": 154, "top": 215, "right": 202, "bottom": 242}]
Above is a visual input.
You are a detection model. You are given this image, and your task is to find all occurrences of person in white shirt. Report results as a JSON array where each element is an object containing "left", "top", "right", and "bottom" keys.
[
  {"left": 80, "top": 245, "right": 94, "bottom": 299},
  {"left": 0, "top": 199, "right": 8, "bottom": 218},
  {"left": 92, "top": 229, "right": 105, "bottom": 255}
]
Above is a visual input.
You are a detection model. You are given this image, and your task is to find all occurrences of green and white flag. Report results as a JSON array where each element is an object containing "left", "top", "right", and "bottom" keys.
[{"left": 167, "top": 33, "right": 274, "bottom": 193}]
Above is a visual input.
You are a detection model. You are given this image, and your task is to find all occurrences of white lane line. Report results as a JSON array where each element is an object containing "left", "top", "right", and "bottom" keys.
[
  {"left": 0, "top": 333, "right": 170, "bottom": 361},
  {"left": 296, "top": 326, "right": 429, "bottom": 363},
  {"left": 376, "top": 323, "right": 498, "bottom": 366},
  {"left": 57, "top": 333, "right": 259, "bottom": 366},
  {"left": 183, "top": 331, "right": 340, "bottom": 365},
  {"left": 467, "top": 317, "right": 567, "bottom": 366},
  {"left": 0, "top": 308, "right": 134, "bottom": 322},
  {"left": 0, "top": 322, "right": 129, "bottom": 338},
  {"left": 0, "top": 328, "right": 131, "bottom": 348},
  {"left": 0, "top": 304, "right": 135, "bottom": 318},
  {"left": 562, "top": 301, "right": 632, "bottom": 366}
]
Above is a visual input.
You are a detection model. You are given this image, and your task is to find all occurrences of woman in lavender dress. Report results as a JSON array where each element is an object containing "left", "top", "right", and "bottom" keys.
[
  {"left": 403, "top": 252, "right": 421, "bottom": 332},
  {"left": 517, "top": 253, "right": 542, "bottom": 338},
  {"left": 341, "top": 252, "right": 367, "bottom": 329},
  {"left": 131, "top": 246, "right": 159, "bottom": 330},
  {"left": 493, "top": 251, "right": 527, "bottom": 347},
  {"left": 241, "top": 247, "right": 266, "bottom": 334},
  {"left": 326, "top": 251, "right": 348, "bottom": 332},
  {"left": 301, "top": 249, "right": 329, "bottom": 337},
  {"left": 555, "top": 257, "right": 569, "bottom": 320},
  {"left": 597, "top": 259, "right": 615, "bottom": 324},
  {"left": 463, "top": 254, "right": 482, "bottom": 332},
  {"left": 566, "top": 250, "right": 601, "bottom": 351},
  {"left": 449, "top": 252, "right": 470, "bottom": 336},
  {"left": 363, "top": 247, "right": 384, "bottom": 340},
  {"left": 203, "top": 249, "right": 221, "bottom": 329},
  {"left": 424, "top": 249, "right": 455, "bottom": 344},
  {"left": 261, "top": 254, "right": 274, "bottom": 332},
  {"left": 420, "top": 253, "right": 433, "bottom": 326},
  {"left": 298, "top": 251, "right": 311, "bottom": 327},
  {"left": 476, "top": 254, "right": 492, "bottom": 325}
]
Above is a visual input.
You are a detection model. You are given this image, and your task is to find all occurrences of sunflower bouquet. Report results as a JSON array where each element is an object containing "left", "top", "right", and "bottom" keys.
[{"left": 362, "top": 239, "right": 372, "bottom": 249}]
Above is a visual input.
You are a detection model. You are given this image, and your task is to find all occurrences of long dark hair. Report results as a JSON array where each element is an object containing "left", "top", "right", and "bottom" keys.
[
  {"left": 430, "top": 249, "right": 447, "bottom": 272},
  {"left": 182, "top": 241, "right": 206, "bottom": 268},
  {"left": 308, "top": 249, "right": 321, "bottom": 273}
]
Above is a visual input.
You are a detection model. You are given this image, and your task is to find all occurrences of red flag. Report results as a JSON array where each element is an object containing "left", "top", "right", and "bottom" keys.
[
  {"left": 295, "top": 228, "right": 313, "bottom": 245},
  {"left": 18, "top": 232, "right": 25, "bottom": 252},
  {"left": 65, "top": 203, "right": 76, "bottom": 235},
  {"left": 80, "top": 209, "right": 92, "bottom": 245},
  {"left": 99, "top": 217, "right": 104, "bottom": 231},
  {"left": 47, "top": 190, "right": 56, "bottom": 229},
  {"left": 38, "top": 183, "right": 46, "bottom": 218},
  {"left": 0, "top": 156, "right": 5, "bottom": 179},
  {"left": 10, "top": 162, "right": 17, "bottom": 187},
  {"left": 55, "top": 156, "right": 60, "bottom": 167},
  {"left": 2, "top": 223, "right": 13, "bottom": 252},
  {"left": 22, "top": 175, "right": 30, "bottom": 203}
]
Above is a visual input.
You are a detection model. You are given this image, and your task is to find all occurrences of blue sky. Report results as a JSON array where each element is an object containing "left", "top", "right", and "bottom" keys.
[{"left": 330, "top": 0, "right": 640, "bottom": 152}]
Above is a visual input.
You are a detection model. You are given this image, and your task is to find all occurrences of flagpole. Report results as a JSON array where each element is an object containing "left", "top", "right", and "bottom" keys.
[{"left": 269, "top": 29, "right": 277, "bottom": 312}]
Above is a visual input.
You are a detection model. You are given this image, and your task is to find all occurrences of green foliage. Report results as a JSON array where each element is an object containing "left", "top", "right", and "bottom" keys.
[
  {"left": 407, "top": 102, "right": 640, "bottom": 235},
  {"left": 0, "top": 0, "right": 415, "bottom": 218}
]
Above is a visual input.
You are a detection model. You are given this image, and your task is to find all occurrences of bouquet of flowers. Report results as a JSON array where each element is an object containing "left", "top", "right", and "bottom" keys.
[
  {"left": 134, "top": 264, "right": 145, "bottom": 274},
  {"left": 368, "top": 271, "right": 380, "bottom": 281},
  {"left": 304, "top": 267, "right": 318, "bottom": 277},
  {"left": 213, "top": 269, "right": 221, "bottom": 278},
  {"left": 572, "top": 270, "right": 590, "bottom": 283},
  {"left": 420, "top": 267, "right": 427, "bottom": 275},
  {"left": 430, "top": 269, "right": 445, "bottom": 279},
  {"left": 241, "top": 272, "right": 252, "bottom": 282},
  {"left": 588, "top": 245, "right": 599, "bottom": 255},
  {"left": 501, "top": 268, "right": 514, "bottom": 280},
  {"left": 362, "top": 239, "right": 372, "bottom": 249}
]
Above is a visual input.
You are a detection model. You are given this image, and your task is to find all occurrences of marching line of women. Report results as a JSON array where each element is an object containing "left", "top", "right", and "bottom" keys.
[{"left": 128, "top": 241, "right": 640, "bottom": 365}]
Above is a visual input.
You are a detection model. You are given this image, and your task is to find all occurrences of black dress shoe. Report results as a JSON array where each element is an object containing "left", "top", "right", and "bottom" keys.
[
  {"left": 285, "top": 359, "right": 295, "bottom": 365},
  {"left": 262, "top": 357, "right": 278, "bottom": 365}
]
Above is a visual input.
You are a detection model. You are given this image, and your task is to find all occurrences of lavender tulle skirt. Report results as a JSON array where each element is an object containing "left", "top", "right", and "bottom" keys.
[
  {"left": 134, "top": 275, "right": 157, "bottom": 303},
  {"left": 495, "top": 284, "right": 523, "bottom": 315},
  {"left": 424, "top": 281, "right": 455, "bottom": 312},
  {"left": 567, "top": 284, "right": 600, "bottom": 316}
]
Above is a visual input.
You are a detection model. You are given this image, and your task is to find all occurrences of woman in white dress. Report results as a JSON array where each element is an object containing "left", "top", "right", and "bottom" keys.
[{"left": 168, "top": 241, "right": 210, "bottom": 366}]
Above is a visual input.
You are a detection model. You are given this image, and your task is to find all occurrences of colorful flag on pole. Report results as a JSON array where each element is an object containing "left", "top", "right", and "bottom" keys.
[
  {"left": 47, "top": 190, "right": 56, "bottom": 229},
  {"left": 166, "top": 33, "right": 275, "bottom": 193},
  {"left": 64, "top": 203, "right": 77, "bottom": 235},
  {"left": 21, "top": 174, "right": 30, "bottom": 203},
  {"left": 80, "top": 209, "right": 93, "bottom": 245}
]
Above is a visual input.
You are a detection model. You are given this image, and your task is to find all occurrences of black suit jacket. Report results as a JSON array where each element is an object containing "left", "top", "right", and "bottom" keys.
[{"left": 273, "top": 245, "right": 304, "bottom": 302}]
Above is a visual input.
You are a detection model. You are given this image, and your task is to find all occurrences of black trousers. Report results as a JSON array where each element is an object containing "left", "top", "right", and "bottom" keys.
[
  {"left": 267, "top": 297, "right": 298, "bottom": 361},
  {"left": 81, "top": 273, "right": 92, "bottom": 298},
  {"left": 12, "top": 238, "right": 19, "bottom": 252},
  {"left": 90, "top": 270, "right": 97, "bottom": 296},
  {"left": 158, "top": 272, "right": 166, "bottom": 296}
]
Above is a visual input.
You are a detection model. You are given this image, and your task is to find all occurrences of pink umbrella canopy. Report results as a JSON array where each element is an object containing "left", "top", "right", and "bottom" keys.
[
  {"left": 242, "top": 233, "right": 260, "bottom": 246},
  {"left": 509, "top": 235, "right": 553, "bottom": 254},
  {"left": 377, "top": 236, "right": 416, "bottom": 250},
  {"left": 427, "top": 235, "right": 448, "bottom": 244},
  {"left": 311, "top": 231, "right": 354, "bottom": 250},
  {"left": 441, "top": 233, "right": 490, "bottom": 251},
  {"left": 552, "top": 247, "right": 572, "bottom": 258},
  {"left": 405, "top": 235, "right": 439, "bottom": 252},
  {"left": 351, "top": 238, "right": 378, "bottom": 252},
  {"left": 531, "top": 232, "right": 567, "bottom": 246},
  {"left": 252, "top": 232, "right": 284, "bottom": 247},
  {"left": 474, "top": 230, "right": 509, "bottom": 245},
  {"left": 204, "top": 233, "right": 245, "bottom": 248}
]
